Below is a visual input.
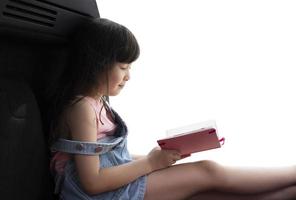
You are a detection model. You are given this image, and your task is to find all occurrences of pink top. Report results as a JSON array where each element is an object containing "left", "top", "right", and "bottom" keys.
[
  {"left": 84, "top": 96, "right": 117, "bottom": 139},
  {"left": 50, "top": 96, "right": 117, "bottom": 174}
]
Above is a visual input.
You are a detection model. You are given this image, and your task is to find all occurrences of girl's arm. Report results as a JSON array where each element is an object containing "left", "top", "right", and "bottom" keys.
[
  {"left": 74, "top": 153, "right": 151, "bottom": 195},
  {"left": 68, "top": 99, "right": 180, "bottom": 195}
]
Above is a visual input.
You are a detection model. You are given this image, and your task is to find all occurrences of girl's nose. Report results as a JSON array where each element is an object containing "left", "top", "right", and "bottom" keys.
[{"left": 124, "top": 70, "right": 130, "bottom": 81}]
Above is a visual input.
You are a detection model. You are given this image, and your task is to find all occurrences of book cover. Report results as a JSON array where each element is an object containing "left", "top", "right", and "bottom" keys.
[{"left": 157, "top": 120, "right": 224, "bottom": 157}]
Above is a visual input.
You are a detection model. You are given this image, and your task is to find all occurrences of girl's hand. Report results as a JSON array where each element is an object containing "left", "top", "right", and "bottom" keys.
[{"left": 146, "top": 146, "right": 181, "bottom": 172}]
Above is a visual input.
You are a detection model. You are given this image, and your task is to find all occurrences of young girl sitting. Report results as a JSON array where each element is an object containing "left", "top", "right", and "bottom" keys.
[{"left": 49, "top": 18, "right": 296, "bottom": 200}]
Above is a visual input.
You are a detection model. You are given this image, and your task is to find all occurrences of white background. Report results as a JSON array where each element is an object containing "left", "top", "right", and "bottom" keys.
[{"left": 98, "top": 0, "right": 296, "bottom": 167}]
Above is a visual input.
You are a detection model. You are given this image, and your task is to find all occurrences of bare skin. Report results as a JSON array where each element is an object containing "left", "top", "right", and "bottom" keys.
[
  {"left": 60, "top": 62, "right": 296, "bottom": 199},
  {"left": 144, "top": 160, "right": 296, "bottom": 200},
  {"left": 190, "top": 185, "right": 296, "bottom": 200}
]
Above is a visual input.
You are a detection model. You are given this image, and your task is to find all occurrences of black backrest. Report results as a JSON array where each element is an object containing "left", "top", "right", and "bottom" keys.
[
  {"left": 0, "top": 79, "right": 47, "bottom": 199},
  {"left": 0, "top": 1, "right": 99, "bottom": 199},
  {"left": 0, "top": 0, "right": 99, "bottom": 39}
]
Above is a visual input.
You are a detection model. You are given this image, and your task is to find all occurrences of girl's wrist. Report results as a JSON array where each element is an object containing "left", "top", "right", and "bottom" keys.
[{"left": 139, "top": 156, "right": 153, "bottom": 174}]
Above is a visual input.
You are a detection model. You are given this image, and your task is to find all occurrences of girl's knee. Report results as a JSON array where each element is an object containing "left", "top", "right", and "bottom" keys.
[
  {"left": 194, "top": 160, "right": 220, "bottom": 174},
  {"left": 193, "top": 160, "right": 224, "bottom": 187}
]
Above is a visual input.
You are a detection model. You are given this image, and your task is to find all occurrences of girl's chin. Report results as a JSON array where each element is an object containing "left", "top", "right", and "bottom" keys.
[{"left": 108, "top": 90, "right": 122, "bottom": 96}]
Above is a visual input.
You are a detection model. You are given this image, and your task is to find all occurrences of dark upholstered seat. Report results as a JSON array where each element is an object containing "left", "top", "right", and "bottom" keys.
[
  {"left": 0, "top": 1, "right": 99, "bottom": 199},
  {"left": 0, "top": 79, "right": 49, "bottom": 199}
]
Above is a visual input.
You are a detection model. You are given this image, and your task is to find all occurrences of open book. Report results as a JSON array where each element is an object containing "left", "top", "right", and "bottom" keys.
[{"left": 157, "top": 120, "right": 225, "bottom": 158}]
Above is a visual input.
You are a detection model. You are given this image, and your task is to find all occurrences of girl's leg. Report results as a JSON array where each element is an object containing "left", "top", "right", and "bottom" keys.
[
  {"left": 189, "top": 185, "right": 296, "bottom": 200},
  {"left": 144, "top": 160, "right": 296, "bottom": 200}
]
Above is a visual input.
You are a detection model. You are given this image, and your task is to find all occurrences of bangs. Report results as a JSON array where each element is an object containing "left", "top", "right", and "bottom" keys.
[
  {"left": 70, "top": 18, "right": 140, "bottom": 69},
  {"left": 115, "top": 28, "right": 140, "bottom": 64}
]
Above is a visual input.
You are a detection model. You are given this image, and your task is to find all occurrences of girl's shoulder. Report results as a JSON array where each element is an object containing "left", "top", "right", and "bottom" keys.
[
  {"left": 65, "top": 96, "right": 99, "bottom": 141},
  {"left": 52, "top": 96, "right": 98, "bottom": 140},
  {"left": 67, "top": 97, "right": 97, "bottom": 123}
]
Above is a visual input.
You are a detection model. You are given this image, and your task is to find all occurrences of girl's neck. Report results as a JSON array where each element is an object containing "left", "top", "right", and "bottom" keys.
[
  {"left": 93, "top": 93, "right": 103, "bottom": 101},
  {"left": 78, "top": 86, "right": 103, "bottom": 101}
]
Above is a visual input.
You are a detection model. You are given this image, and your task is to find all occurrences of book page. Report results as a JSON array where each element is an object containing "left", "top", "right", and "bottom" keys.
[{"left": 166, "top": 120, "right": 217, "bottom": 138}]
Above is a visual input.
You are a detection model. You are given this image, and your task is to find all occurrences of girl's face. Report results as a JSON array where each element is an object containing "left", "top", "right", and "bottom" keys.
[{"left": 99, "top": 62, "right": 131, "bottom": 96}]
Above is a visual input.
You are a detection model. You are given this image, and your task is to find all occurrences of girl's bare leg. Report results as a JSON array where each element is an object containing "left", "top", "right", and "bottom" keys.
[
  {"left": 144, "top": 160, "right": 296, "bottom": 200},
  {"left": 190, "top": 185, "right": 296, "bottom": 200}
]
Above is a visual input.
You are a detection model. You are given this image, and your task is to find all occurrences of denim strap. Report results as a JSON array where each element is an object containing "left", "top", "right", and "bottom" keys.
[{"left": 51, "top": 137, "right": 123, "bottom": 155}]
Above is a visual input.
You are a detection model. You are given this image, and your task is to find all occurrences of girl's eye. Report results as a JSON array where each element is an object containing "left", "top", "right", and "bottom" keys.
[{"left": 120, "top": 66, "right": 131, "bottom": 70}]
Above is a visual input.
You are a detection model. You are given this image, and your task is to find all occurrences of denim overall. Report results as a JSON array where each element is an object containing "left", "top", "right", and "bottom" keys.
[{"left": 51, "top": 109, "right": 147, "bottom": 200}]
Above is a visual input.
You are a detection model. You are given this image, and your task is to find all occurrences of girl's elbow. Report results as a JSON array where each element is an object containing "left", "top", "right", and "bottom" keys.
[
  {"left": 81, "top": 179, "right": 110, "bottom": 196},
  {"left": 82, "top": 183, "right": 104, "bottom": 196},
  {"left": 79, "top": 170, "right": 116, "bottom": 195}
]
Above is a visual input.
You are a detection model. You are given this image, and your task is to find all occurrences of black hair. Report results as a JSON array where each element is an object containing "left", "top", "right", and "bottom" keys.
[{"left": 49, "top": 18, "right": 140, "bottom": 142}]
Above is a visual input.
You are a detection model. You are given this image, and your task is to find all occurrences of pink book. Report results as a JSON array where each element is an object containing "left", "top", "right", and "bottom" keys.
[{"left": 157, "top": 121, "right": 225, "bottom": 158}]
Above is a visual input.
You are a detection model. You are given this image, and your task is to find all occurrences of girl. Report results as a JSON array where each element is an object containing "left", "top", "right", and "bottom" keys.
[{"left": 49, "top": 18, "right": 296, "bottom": 200}]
